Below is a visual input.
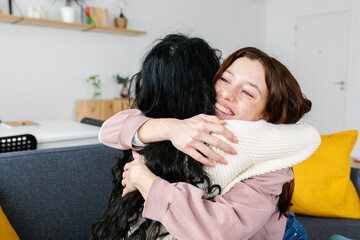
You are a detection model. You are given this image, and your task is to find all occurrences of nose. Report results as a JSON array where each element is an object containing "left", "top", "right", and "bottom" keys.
[{"left": 220, "top": 86, "right": 236, "bottom": 102}]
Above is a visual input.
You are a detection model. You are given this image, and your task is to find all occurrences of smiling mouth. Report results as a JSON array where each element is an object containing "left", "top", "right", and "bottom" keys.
[{"left": 215, "top": 102, "right": 234, "bottom": 115}]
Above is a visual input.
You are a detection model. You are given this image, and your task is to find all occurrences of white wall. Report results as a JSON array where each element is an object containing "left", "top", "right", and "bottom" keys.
[
  {"left": 0, "top": 0, "right": 266, "bottom": 121},
  {"left": 265, "top": 0, "right": 360, "bottom": 158},
  {"left": 1, "top": 1, "right": 358, "bottom": 156}
]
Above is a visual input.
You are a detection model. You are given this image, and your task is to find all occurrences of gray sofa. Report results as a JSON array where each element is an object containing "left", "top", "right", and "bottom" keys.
[
  {"left": 0, "top": 144, "right": 359, "bottom": 240},
  {"left": 0, "top": 144, "right": 119, "bottom": 240}
]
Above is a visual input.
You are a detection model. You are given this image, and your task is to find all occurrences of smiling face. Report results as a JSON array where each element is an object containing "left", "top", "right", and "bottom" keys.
[{"left": 214, "top": 57, "right": 269, "bottom": 121}]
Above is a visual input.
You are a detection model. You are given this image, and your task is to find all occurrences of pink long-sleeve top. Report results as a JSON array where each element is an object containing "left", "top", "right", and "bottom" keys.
[{"left": 99, "top": 109, "right": 292, "bottom": 240}]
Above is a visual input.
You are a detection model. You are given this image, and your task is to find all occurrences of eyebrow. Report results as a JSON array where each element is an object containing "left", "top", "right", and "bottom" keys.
[{"left": 225, "top": 70, "right": 262, "bottom": 95}]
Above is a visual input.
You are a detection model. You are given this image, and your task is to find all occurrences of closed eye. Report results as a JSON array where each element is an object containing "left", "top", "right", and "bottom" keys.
[
  {"left": 243, "top": 90, "right": 254, "bottom": 98},
  {"left": 220, "top": 77, "right": 229, "bottom": 83}
]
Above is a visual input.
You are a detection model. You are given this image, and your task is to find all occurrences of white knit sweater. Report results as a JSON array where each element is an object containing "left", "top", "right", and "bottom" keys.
[{"left": 204, "top": 120, "right": 321, "bottom": 195}]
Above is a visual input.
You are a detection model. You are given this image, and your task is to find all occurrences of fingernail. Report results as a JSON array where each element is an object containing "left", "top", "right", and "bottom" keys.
[
  {"left": 231, "top": 149, "right": 237, "bottom": 154},
  {"left": 209, "top": 162, "right": 216, "bottom": 167},
  {"left": 233, "top": 137, "right": 238, "bottom": 143}
]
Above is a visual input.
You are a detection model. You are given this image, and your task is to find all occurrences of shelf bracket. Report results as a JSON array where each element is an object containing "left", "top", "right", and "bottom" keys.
[
  {"left": 82, "top": 25, "right": 96, "bottom": 32},
  {"left": 11, "top": 17, "right": 24, "bottom": 24}
]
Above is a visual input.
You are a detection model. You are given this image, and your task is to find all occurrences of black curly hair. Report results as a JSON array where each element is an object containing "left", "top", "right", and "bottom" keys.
[{"left": 90, "top": 34, "right": 222, "bottom": 240}]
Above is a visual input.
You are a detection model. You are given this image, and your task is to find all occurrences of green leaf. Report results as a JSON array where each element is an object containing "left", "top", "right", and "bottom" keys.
[
  {"left": 86, "top": 74, "right": 102, "bottom": 99},
  {"left": 116, "top": 74, "right": 129, "bottom": 84}
]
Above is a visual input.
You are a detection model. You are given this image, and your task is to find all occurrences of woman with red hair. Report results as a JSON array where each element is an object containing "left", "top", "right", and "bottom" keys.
[{"left": 99, "top": 44, "right": 319, "bottom": 239}]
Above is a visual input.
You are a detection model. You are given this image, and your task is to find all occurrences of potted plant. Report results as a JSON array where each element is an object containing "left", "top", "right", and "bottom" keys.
[
  {"left": 116, "top": 74, "right": 129, "bottom": 98},
  {"left": 114, "top": 0, "right": 127, "bottom": 28},
  {"left": 86, "top": 74, "right": 102, "bottom": 100}
]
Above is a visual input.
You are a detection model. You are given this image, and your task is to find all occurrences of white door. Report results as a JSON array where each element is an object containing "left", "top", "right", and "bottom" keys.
[{"left": 294, "top": 11, "right": 351, "bottom": 134}]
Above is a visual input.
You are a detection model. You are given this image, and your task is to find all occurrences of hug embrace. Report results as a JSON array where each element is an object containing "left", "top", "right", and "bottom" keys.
[{"left": 91, "top": 34, "right": 320, "bottom": 240}]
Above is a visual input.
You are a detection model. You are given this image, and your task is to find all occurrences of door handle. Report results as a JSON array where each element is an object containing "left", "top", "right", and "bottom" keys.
[{"left": 333, "top": 81, "right": 345, "bottom": 85}]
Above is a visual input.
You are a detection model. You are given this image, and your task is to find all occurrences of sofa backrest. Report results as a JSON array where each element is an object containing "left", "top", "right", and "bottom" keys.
[
  {"left": 1, "top": 143, "right": 359, "bottom": 240},
  {"left": 0, "top": 144, "right": 120, "bottom": 240},
  {"left": 351, "top": 167, "right": 360, "bottom": 197}
]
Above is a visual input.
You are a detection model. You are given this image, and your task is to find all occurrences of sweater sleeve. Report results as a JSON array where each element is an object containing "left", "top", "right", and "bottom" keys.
[
  {"left": 224, "top": 120, "right": 321, "bottom": 163},
  {"left": 204, "top": 120, "right": 321, "bottom": 193},
  {"left": 143, "top": 168, "right": 293, "bottom": 240},
  {"left": 98, "top": 109, "right": 149, "bottom": 150}
]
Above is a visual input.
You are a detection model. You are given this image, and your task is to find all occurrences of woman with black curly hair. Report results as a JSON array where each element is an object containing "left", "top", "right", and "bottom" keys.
[{"left": 91, "top": 34, "right": 224, "bottom": 240}]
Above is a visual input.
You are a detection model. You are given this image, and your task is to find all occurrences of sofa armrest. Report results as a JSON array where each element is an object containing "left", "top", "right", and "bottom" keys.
[{"left": 350, "top": 167, "right": 360, "bottom": 197}]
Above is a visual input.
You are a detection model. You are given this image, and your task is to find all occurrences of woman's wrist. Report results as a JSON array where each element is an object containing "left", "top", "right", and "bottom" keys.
[
  {"left": 138, "top": 118, "right": 176, "bottom": 144},
  {"left": 134, "top": 167, "right": 157, "bottom": 200}
]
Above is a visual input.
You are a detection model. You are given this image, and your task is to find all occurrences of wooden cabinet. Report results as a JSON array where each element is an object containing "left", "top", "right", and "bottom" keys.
[{"left": 76, "top": 99, "right": 134, "bottom": 122}]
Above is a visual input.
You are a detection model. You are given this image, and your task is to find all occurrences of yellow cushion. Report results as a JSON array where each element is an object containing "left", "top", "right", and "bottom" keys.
[
  {"left": 290, "top": 130, "right": 360, "bottom": 219},
  {"left": 0, "top": 206, "right": 19, "bottom": 240}
]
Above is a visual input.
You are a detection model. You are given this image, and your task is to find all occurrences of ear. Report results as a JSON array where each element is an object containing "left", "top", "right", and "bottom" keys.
[{"left": 260, "top": 113, "right": 272, "bottom": 122}]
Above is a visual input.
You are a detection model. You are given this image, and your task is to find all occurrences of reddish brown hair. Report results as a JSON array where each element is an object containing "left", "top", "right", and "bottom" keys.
[{"left": 214, "top": 47, "right": 312, "bottom": 218}]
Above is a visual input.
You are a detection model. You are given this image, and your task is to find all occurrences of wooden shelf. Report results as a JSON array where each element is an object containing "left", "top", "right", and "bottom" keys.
[{"left": 0, "top": 13, "right": 146, "bottom": 35}]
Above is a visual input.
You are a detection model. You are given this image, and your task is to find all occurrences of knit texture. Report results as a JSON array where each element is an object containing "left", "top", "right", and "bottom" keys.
[{"left": 204, "top": 120, "right": 321, "bottom": 195}]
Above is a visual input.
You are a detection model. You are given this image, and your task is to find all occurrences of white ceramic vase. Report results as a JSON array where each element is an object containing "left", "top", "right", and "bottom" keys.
[{"left": 60, "top": 6, "right": 76, "bottom": 23}]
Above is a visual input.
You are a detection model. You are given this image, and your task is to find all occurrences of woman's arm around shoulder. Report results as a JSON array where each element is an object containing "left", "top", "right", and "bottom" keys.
[
  {"left": 99, "top": 110, "right": 237, "bottom": 165},
  {"left": 215, "top": 120, "right": 321, "bottom": 163}
]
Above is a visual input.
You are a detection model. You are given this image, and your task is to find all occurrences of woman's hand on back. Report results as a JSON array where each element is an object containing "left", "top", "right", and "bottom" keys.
[
  {"left": 122, "top": 151, "right": 157, "bottom": 199},
  {"left": 139, "top": 114, "right": 238, "bottom": 167}
]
